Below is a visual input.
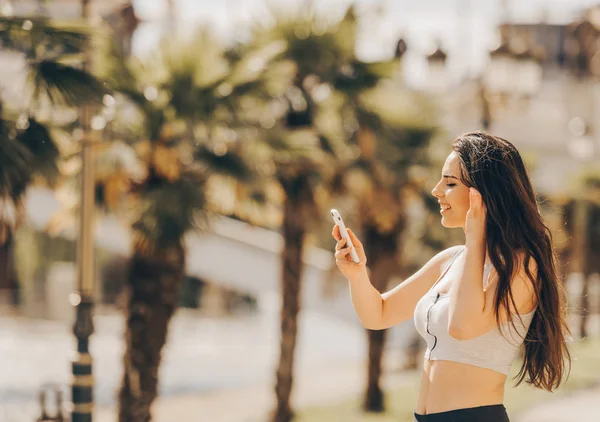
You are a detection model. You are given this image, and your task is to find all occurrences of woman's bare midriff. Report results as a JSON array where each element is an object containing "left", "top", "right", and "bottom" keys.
[{"left": 415, "top": 359, "right": 506, "bottom": 415}]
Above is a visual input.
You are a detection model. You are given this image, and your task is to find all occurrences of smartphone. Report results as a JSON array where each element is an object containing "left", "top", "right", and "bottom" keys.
[{"left": 330, "top": 209, "right": 360, "bottom": 263}]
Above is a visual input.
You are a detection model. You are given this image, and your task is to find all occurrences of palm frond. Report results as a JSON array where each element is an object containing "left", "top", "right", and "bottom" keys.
[
  {"left": 102, "top": 77, "right": 146, "bottom": 110},
  {"left": 255, "top": 14, "right": 341, "bottom": 82},
  {"left": 333, "top": 59, "right": 399, "bottom": 94},
  {"left": 194, "top": 145, "right": 255, "bottom": 182},
  {"left": 208, "top": 178, "right": 283, "bottom": 229},
  {"left": 255, "top": 5, "right": 362, "bottom": 83},
  {"left": 29, "top": 59, "right": 106, "bottom": 107},
  {"left": 579, "top": 170, "right": 600, "bottom": 191},
  {"left": 317, "top": 134, "right": 339, "bottom": 156},
  {"left": 226, "top": 39, "right": 287, "bottom": 86},
  {"left": 168, "top": 68, "right": 208, "bottom": 121},
  {"left": 95, "top": 40, "right": 173, "bottom": 140},
  {"left": 132, "top": 175, "right": 207, "bottom": 250},
  {"left": 96, "top": 40, "right": 142, "bottom": 94},
  {"left": 315, "top": 131, "right": 354, "bottom": 162},
  {"left": 0, "top": 17, "right": 91, "bottom": 57},
  {"left": 16, "top": 117, "right": 60, "bottom": 186},
  {"left": 260, "top": 59, "right": 297, "bottom": 97},
  {"left": 354, "top": 106, "right": 385, "bottom": 133},
  {"left": 224, "top": 78, "right": 272, "bottom": 107},
  {"left": 259, "top": 128, "right": 326, "bottom": 165},
  {"left": 0, "top": 119, "right": 32, "bottom": 203},
  {"left": 332, "top": 6, "right": 358, "bottom": 59},
  {"left": 284, "top": 31, "right": 344, "bottom": 82},
  {"left": 159, "top": 34, "right": 278, "bottom": 124}
]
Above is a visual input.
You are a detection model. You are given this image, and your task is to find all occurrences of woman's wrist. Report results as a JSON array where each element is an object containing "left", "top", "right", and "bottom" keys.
[
  {"left": 465, "top": 238, "right": 486, "bottom": 252},
  {"left": 346, "top": 267, "right": 370, "bottom": 284}
]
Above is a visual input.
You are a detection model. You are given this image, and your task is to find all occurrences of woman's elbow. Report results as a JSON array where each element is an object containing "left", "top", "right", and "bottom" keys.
[{"left": 360, "top": 317, "right": 384, "bottom": 330}]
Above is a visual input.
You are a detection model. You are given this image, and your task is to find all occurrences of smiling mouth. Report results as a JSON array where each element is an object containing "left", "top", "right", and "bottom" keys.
[{"left": 440, "top": 205, "right": 451, "bottom": 214}]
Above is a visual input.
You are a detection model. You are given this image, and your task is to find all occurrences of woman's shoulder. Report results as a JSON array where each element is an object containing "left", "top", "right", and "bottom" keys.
[
  {"left": 437, "top": 244, "right": 464, "bottom": 258},
  {"left": 433, "top": 245, "right": 465, "bottom": 271}
]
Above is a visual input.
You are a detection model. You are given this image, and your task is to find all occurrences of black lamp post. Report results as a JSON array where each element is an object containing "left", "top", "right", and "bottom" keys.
[{"left": 71, "top": 0, "right": 95, "bottom": 421}]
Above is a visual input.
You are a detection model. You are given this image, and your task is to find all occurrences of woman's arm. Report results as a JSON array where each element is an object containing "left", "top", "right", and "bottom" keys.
[
  {"left": 346, "top": 270, "right": 385, "bottom": 329},
  {"left": 447, "top": 250, "right": 538, "bottom": 340},
  {"left": 447, "top": 188, "right": 488, "bottom": 339},
  {"left": 447, "top": 242, "right": 487, "bottom": 339},
  {"left": 333, "top": 226, "right": 462, "bottom": 330},
  {"left": 345, "top": 245, "right": 463, "bottom": 330},
  {"left": 447, "top": 189, "right": 537, "bottom": 340}
]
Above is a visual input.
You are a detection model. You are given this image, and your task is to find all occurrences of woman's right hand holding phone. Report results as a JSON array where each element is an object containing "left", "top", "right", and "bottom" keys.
[{"left": 332, "top": 225, "right": 368, "bottom": 281}]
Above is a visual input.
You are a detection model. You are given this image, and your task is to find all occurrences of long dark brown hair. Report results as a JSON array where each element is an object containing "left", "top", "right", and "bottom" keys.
[{"left": 452, "top": 131, "right": 571, "bottom": 391}]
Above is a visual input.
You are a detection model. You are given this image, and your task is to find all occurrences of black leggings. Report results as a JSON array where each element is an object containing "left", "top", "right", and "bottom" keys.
[{"left": 414, "top": 404, "right": 510, "bottom": 421}]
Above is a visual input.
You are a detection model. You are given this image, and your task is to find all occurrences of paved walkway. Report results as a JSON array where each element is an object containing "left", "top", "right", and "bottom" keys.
[
  {"left": 3, "top": 309, "right": 598, "bottom": 422},
  {"left": 96, "top": 358, "right": 415, "bottom": 422},
  {"left": 0, "top": 308, "right": 414, "bottom": 422},
  {"left": 95, "top": 368, "right": 600, "bottom": 422},
  {"left": 95, "top": 375, "right": 600, "bottom": 422},
  {"left": 515, "top": 386, "right": 600, "bottom": 422}
]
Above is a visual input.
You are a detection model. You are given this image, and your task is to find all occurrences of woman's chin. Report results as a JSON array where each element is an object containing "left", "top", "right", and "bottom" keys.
[{"left": 440, "top": 216, "right": 460, "bottom": 228}]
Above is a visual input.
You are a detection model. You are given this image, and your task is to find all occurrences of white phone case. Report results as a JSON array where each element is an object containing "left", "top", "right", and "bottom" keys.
[{"left": 330, "top": 209, "right": 360, "bottom": 263}]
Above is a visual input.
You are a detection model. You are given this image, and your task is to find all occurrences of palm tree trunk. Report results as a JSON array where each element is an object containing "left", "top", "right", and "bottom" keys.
[
  {"left": 118, "top": 244, "right": 185, "bottom": 422},
  {"left": 579, "top": 272, "right": 589, "bottom": 340},
  {"left": 0, "top": 232, "right": 19, "bottom": 306},
  {"left": 574, "top": 199, "right": 591, "bottom": 340},
  {"left": 364, "top": 325, "right": 387, "bottom": 412},
  {"left": 361, "top": 223, "right": 400, "bottom": 413},
  {"left": 272, "top": 175, "right": 311, "bottom": 422},
  {"left": 579, "top": 244, "right": 592, "bottom": 340},
  {"left": 404, "top": 332, "right": 423, "bottom": 370}
]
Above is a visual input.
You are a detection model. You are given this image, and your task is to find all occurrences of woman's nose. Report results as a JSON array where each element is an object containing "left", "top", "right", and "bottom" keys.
[{"left": 431, "top": 185, "right": 442, "bottom": 198}]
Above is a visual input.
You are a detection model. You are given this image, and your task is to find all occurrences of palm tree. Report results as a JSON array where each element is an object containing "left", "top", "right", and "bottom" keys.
[
  {"left": 560, "top": 172, "right": 600, "bottom": 339},
  {"left": 331, "top": 86, "right": 437, "bottom": 410},
  {"left": 250, "top": 6, "right": 422, "bottom": 420},
  {"left": 98, "top": 31, "right": 278, "bottom": 421},
  {"left": 0, "top": 15, "right": 104, "bottom": 304}
]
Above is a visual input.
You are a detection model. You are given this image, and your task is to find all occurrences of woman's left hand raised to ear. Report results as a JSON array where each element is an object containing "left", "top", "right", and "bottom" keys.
[{"left": 465, "top": 188, "right": 487, "bottom": 247}]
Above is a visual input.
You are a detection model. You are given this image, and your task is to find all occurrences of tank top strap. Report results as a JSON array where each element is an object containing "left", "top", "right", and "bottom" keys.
[{"left": 429, "top": 246, "right": 465, "bottom": 292}]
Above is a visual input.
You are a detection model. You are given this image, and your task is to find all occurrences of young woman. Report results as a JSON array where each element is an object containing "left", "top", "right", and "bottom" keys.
[{"left": 332, "top": 132, "right": 571, "bottom": 421}]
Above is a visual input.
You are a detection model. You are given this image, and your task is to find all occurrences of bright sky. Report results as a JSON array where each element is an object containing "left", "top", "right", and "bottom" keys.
[{"left": 130, "top": 0, "right": 600, "bottom": 85}]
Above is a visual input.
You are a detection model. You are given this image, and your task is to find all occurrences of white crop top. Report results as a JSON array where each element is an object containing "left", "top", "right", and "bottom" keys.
[{"left": 413, "top": 247, "right": 536, "bottom": 375}]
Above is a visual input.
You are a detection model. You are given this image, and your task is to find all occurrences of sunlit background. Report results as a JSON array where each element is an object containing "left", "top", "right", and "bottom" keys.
[{"left": 0, "top": 1, "right": 599, "bottom": 422}]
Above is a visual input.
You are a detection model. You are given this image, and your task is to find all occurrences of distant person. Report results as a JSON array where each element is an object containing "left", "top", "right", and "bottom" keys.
[{"left": 332, "top": 132, "right": 571, "bottom": 421}]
